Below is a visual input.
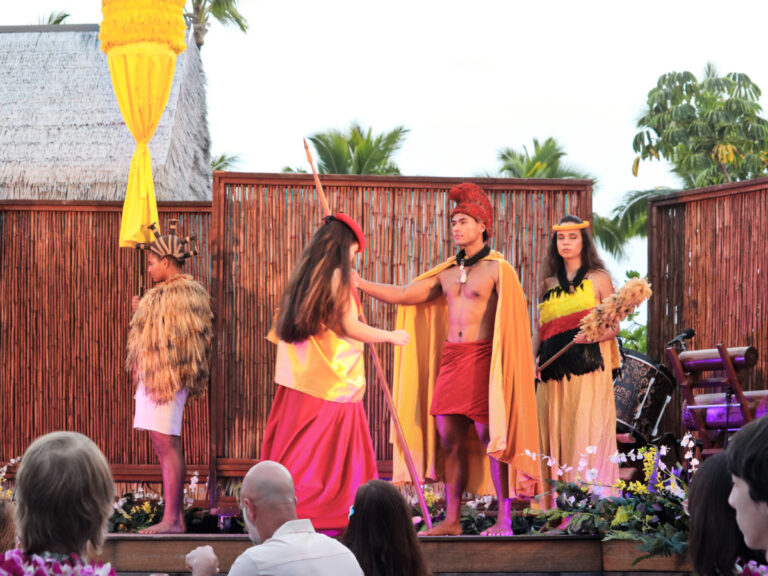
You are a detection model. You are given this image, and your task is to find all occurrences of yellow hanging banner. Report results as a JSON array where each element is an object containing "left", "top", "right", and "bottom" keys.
[{"left": 100, "top": 0, "right": 187, "bottom": 247}]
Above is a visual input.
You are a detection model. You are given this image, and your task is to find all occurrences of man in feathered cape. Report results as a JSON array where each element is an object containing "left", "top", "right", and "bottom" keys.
[
  {"left": 356, "top": 183, "right": 539, "bottom": 535},
  {"left": 127, "top": 221, "right": 214, "bottom": 533}
]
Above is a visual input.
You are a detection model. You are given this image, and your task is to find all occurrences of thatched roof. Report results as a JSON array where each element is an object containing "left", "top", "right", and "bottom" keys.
[{"left": 0, "top": 24, "right": 210, "bottom": 201}]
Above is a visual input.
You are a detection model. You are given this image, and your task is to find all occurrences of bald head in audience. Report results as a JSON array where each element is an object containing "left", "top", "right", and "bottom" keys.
[
  {"left": 187, "top": 461, "right": 364, "bottom": 576},
  {"left": 240, "top": 461, "right": 298, "bottom": 544}
]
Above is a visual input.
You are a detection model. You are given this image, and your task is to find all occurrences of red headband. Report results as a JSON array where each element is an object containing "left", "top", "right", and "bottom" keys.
[
  {"left": 449, "top": 183, "right": 493, "bottom": 238},
  {"left": 327, "top": 213, "right": 366, "bottom": 253}
]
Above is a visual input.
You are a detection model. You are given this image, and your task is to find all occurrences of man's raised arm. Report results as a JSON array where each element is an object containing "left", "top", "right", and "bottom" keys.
[{"left": 354, "top": 271, "right": 443, "bottom": 306}]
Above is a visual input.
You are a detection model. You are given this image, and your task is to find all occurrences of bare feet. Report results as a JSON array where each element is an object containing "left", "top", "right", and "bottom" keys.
[
  {"left": 139, "top": 519, "right": 185, "bottom": 534},
  {"left": 419, "top": 520, "right": 462, "bottom": 536},
  {"left": 480, "top": 519, "right": 514, "bottom": 536}
]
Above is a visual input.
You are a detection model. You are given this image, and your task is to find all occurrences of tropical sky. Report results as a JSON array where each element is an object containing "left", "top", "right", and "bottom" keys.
[{"left": 7, "top": 0, "right": 768, "bottom": 282}]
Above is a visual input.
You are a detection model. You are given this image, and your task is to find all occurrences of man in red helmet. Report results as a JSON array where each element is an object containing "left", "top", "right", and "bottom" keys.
[{"left": 356, "top": 183, "right": 539, "bottom": 535}]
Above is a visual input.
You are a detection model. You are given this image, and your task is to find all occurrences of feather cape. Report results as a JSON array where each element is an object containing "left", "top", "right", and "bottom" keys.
[{"left": 126, "top": 274, "right": 214, "bottom": 404}]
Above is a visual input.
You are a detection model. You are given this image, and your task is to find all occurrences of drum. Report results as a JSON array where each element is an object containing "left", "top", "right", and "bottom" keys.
[{"left": 613, "top": 348, "right": 676, "bottom": 443}]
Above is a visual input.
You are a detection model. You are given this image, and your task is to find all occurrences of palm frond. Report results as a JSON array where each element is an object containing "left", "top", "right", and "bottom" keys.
[
  {"left": 211, "top": 152, "right": 241, "bottom": 171},
  {"left": 592, "top": 214, "right": 627, "bottom": 260},
  {"left": 309, "top": 123, "right": 408, "bottom": 175},
  {"left": 208, "top": 0, "right": 249, "bottom": 32},
  {"left": 40, "top": 10, "right": 70, "bottom": 25},
  {"left": 497, "top": 137, "right": 591, "bottom": 179}
]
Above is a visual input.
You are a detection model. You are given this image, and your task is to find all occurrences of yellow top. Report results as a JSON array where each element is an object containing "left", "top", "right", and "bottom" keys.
[
  {"left": 391, "top": 251, "right": 541, "bottom": 497},
  {"left": 273, "top": 327, "right": 366, "bottom": 403}
]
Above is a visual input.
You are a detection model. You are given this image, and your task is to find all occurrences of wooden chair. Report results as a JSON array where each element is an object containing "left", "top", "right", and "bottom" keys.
[{"left": 666, "top": 344, "right": 765, "bottom": 456}]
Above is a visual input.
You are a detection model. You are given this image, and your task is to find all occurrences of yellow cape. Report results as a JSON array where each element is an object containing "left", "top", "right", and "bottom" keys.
[{"left": 391, "top": 251, "right": 541, "bottom": 496}]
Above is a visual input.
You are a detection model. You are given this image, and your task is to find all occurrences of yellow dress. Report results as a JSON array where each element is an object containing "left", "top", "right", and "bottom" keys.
[{"left": 536, "top": 278, "right": 619, "bottom": 505}]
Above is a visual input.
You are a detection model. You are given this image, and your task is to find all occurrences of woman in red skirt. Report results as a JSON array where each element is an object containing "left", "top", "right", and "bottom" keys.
[{"left": 262, "top": 214, "right": 409, "bottom": 534}]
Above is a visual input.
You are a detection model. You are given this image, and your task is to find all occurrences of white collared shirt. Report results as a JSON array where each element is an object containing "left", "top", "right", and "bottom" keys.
[{"left": 228, "top": 519, "right": 363, "bottom": 576}]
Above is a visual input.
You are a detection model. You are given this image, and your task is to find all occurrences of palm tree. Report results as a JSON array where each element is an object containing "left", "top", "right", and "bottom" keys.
[
  {"left": 591, "top": 187, "right": 676, "bottom": 260},
  {"left": 40, "top": 11, "right": 70, "bottom": 25},
  {"left": 211, "top": 152, "right": 241, "bottom": 171},
  {"left": 591, "top": 214, "right": 629, "bottom": 260},
  {"left": 302, "top": 123, "right": 409, "bottom": 175},
  {"left": 186, "top": 0, "right": 249, "bottom": 49},
  {"left": 497, "top": 137, "right": 592, "bottom": 179},
  {"left": 496, "top": 137, "right": 634, "bottom": 257}
]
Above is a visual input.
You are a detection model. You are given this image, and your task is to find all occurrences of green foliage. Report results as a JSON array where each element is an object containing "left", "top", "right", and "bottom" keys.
[
  {"left": 526, "top": 445, "right": 689, "bottom": 563},
  {"left": 634, "top": 63, "right": 768, "bottom": 188},
  {"left": 108, "top": 491, "right": 243, "bottom": 533},
  {"left": 618, "top": 270, "right": 648, "bottom": 352},
  {"left": 211, "top": 152, "right": 241, "bottom": 171},
  {"left": 592, "top": 213, "right": 630, "bottom": 260},
  {"left": 40, "top": 11, "right": 70, "bottom": 25},
  {"left": 108, "top": 492, "right": 162, "bottom": 532},
  {"left": 497, "top": 137, "right": 592, "bottom": 180},
  {"left": 620, "top": 311, "right": 648, "bottom": 353},
  {"left": 592, "top": 186, "right": 677, "bottom": 261},
  {"left": 299, "top": 123, "right": 409, "bottom": 175},
  {"left": 187, "top": 0, "right": 249, "bottom": 49}
]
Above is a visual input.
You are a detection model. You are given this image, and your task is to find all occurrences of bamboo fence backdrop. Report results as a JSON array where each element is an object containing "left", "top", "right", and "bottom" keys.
[
  {"left": 648, "top": 178, "right": 768, "bottom": 437},
  {"left": 0, "top": 202, "right": 212, "bottom": 476},
  {"left": 211, "top": 173, "right": 592, "bottom": 466},
  {"left": 1, "top": 175, "right": 592, "bottom": 477}
]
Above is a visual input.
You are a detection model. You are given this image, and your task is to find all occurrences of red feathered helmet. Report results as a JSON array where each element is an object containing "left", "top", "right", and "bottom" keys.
[
  {"left": 325, "top": 213, "right": 366, "bottom": 253},
  {"left": 449, "top": 182, "right": 493, "bottom": 238}
]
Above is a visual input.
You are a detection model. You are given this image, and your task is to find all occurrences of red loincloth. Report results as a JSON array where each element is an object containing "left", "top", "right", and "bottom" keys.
[
  {"left": 261, "top": 385, "right": 378, "bottom": 533},
  {"left": 430, "top": 340, "right": 492, "bottom": 425}
]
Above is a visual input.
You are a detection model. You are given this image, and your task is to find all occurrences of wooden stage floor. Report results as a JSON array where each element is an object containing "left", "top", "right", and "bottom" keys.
[{"left": 99, "top": 533, "right": 692, "bottom": 575}]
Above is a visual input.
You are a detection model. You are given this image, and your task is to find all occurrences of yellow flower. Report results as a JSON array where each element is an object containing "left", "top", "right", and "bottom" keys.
[
  {"left": 613, "top": 479, "right": 627, "bottom": 491},
  {"left": 628, "top": 481, "right": 649, "bottom": 495},
  {"left": 142, "top": 501, "right": 152, "bottom": 514},
  {"left": 642, "top": 449, "right": 657, "bottom": 482}
]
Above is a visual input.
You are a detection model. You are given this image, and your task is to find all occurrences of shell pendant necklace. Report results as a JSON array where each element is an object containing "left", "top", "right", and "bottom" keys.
[{"left": 456, "top": 245, "right": 491, "bottom": 284}]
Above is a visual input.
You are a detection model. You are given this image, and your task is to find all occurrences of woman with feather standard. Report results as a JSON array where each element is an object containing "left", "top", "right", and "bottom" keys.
[
  {"left": 533, "top": 215, "right": 620, "bottom": 506},
  {"left": 126, "top": 221, "right": 214, "bottom": 534}
]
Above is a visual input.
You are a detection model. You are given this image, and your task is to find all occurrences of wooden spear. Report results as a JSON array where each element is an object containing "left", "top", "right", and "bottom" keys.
[{"left": 303, "top": 139, "right": 433, "bottom": 529}]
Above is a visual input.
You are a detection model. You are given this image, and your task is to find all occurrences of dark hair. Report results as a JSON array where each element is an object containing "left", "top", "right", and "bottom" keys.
[
  {"left": 540, "top": 214, "right": 608, "bottom": 284},
  {"left": 162, "top": 255, "right": 184, "bottom": 268},
  {"left": 689, "top": 452, "right": 764, "bottom": 575},
  {"left": 276, "top": 220, "right": 356, "bottom": 342},
  {"left": 727, "top": 415, "right": 768, "bottom": 504},
  {"left": 342, "top": 480, "right": 430, "bottom": 576},
  {"left": 146, "top": 251, "right": 184, "bottom": 269}
]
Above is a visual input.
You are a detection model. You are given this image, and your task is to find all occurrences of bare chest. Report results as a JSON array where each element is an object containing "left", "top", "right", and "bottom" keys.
[{"left": 440, "top": 261, "right": 497, "bottom": 301}]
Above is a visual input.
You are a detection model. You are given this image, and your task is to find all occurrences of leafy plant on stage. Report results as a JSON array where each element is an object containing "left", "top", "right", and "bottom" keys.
[
  {"left": 108, "top": 471, "right": 237, "bottom": 533},
  {"left": 526, "top": 440, "right": 695, "bottom": 562},
  {"left": 410, "top": 485, "right": 536, "bottom": 535},
  {"left": 108, "top": 489, "right": 161, "bottom": 533}
]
